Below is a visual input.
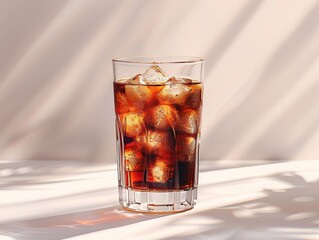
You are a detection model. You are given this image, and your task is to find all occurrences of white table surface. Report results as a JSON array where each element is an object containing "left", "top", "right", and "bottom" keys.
[{"left": 1, "top": 160, "right": 319, "bottom": 240}]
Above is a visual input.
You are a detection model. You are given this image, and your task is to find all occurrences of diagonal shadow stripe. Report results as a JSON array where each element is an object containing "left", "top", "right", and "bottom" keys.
[
  {"left": 205, "top": 0, "right": 263, "bottom": 74},
  {"left": 202, "top": 2, "right": 319, "bottom": 160},
  {"left": 243, "top": 78, "right": 319, "bottom": 160}
]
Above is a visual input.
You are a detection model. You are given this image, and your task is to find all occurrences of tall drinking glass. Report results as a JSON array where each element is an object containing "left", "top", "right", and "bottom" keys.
[{"left": 113, "top": 56, "right": 204, "bottom": 213}]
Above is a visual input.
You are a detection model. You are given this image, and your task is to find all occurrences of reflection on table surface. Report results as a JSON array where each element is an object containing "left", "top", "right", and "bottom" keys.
[{"left": 1, "top": 160, "right": 319, "bottom": 240}]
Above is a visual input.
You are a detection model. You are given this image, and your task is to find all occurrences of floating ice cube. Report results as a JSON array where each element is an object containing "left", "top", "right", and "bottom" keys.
[
  {"left": 177, "top": 109, "right": 198, "bottom": 134},
  {"left": 150, "top": 158, "right": 171, "bottom": 182},
  {"left": 181, "top": 78, "right": 193, "bottom": 84},
  {"left": 158, "top": 83, "right": 191, "bottom": 105},
  {"left": 164, "top": 77, "right": 180, "bottom": 84},
  {"left": 165, "top": 77, "right": 192, "bottom": 84},
  {"left": 125, "top": 147, "right": 144, "bottom": 171},
  {"left": 146, "top": 105, "right": 178, "bottom": 129},
  {"left": 177, "top": 134, "right": 196, "bottom": 162},
  {"left": 123, "top": 113, "right": 144, "bottom": 138},
  {"left": 147, "top": 129, "right": 174, "bottom": 158},
  {"left": 116, "top": 78, "right": 131, "bottom": 83},
  {"left": 127, "top": 74, "right": 148, "bottom": 84},
  {"left": 142, "top": 65, "right": 169, "bottom": 84}
]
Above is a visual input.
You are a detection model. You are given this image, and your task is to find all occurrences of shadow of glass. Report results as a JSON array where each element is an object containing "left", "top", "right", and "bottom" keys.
[{"left": 0, "top": 205, "right": 164, "bottom": 240}]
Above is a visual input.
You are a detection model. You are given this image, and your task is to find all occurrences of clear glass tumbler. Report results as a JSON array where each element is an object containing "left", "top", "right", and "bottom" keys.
[{"left": 113, "top": 56, "right": 204, "bottom": 213}]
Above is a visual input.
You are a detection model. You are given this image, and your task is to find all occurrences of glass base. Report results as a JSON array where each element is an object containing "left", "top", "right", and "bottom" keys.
[{"left": 118, "top": 186, "right": 197, "bottom": 213}]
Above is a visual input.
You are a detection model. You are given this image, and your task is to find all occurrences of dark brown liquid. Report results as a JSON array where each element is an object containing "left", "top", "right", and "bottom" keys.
[{"left": 114, "top": 80, "right": 202, "bottom": 190}]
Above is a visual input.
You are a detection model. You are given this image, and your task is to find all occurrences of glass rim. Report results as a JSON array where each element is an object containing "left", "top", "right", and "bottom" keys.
[{"left": 113, "top": 56, "right": 204, "bottom": 64}]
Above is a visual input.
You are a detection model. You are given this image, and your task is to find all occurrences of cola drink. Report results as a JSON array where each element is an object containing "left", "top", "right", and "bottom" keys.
[
  {"left": 113, "top": 58, "right": 204, "bottom": 213},
  {"left": 114, "top": 65, "right": 202, "bottom": 189}
]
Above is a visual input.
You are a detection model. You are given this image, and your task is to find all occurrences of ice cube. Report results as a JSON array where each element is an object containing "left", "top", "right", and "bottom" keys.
[
  {"left": 177, "top": 134, "right": 196, "bottom": 162},
  {"left": 150, "top": 158, "right": 171, "bottom": 182},
  {"left": 186, "top": 84, "right": 202, "bottom": 109},
  {"left": 116, "top": 78, "right": 131, "bottom": 83},
  {"left": 127, "top": 74, "right": 148, "bottom": 84},
  {"left": 177, "top": 109, "right": 198, "bottom": 134},
  {"left": 125, "top": 147, "right": 144, "bottom": 171},
  {"left": 142, "top": 65, "right": 169, "bottom": 84},
  {"left": 164, "top": 77, "right": 180, "bottom": 84},
  {"left": 115, "top": 91, "right": 130, "bottom": 114},
  {"left": 125, "top": 84, "right": 152, "bottom": 111},
  {"left": 123, "top": 113, "right": 144, "bottom": 138},
  {"left": 158, "top": 83, "right": 191, "bottom": 105},
  {"left": 134, "top": 134, "right": 147, "bottom": 151},
  {"left": 146, "top": 105, "right": 178, "bottom": 129},
  {"left": 181, "top": 78, "right": 193, "bottom": 84},
  {"left": 147, "top": 129, "right": 174, "bottom": 158},
  {"left": 165, "top": 77, "right": 192, "bottom": 84}
]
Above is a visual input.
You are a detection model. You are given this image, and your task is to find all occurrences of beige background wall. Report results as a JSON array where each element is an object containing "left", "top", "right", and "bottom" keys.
[{"left": 0, "top": 0, "right": 318, "bottom": 163}]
